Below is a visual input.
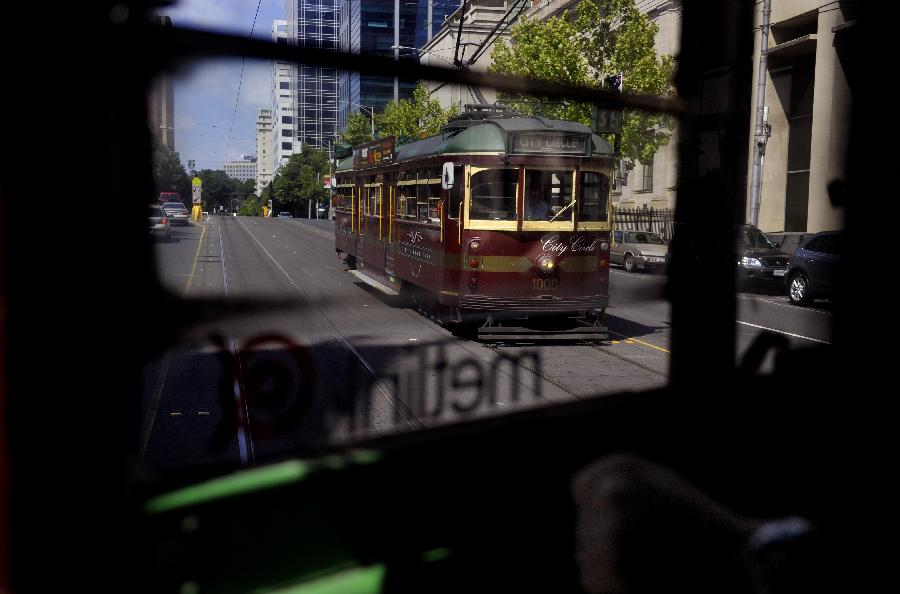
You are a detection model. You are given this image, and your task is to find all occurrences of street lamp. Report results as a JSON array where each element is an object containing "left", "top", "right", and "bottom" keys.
[{"left": 327, "top": 99, "right": 375, "bottom": 139}]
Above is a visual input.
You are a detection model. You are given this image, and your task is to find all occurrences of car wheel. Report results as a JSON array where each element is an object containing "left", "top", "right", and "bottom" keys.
[
  {"left": 788, "top": 272, "right": 811, "bottom": 305},
  {"left": 624, "top": 253, "right": 636, "bottom": 273}
]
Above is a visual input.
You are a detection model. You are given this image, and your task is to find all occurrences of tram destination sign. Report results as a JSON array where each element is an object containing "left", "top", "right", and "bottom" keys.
[
  {"left": 511, "top": 133, "right": 589, "bottom": 155},
  {"left": 353, "top": 136, "right": 396, "bottom": 169}
]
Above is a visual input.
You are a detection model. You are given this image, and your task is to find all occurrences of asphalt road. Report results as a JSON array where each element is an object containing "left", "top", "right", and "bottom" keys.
[{"left": 141, "top": 216, "right": 834, "bottom": 477}]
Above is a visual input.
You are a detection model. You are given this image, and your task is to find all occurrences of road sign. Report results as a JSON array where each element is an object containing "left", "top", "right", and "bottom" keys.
[
  {"left": 593, "top": 107, "right": 623, "bottom": 135},
  {"left": 191, "top": 177, "right": 202, "bottom": 204}
]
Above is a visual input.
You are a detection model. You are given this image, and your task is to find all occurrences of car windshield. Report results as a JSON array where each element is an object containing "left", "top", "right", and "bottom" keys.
[
  {"left": 742, "top": 226, "right": 776, "bottom": 249},
  {"left": 163, "top": 202, "right": 186, "bottom": 210},
  {"left": 625, "top": 231, "right": 666, "bottom": 245}
]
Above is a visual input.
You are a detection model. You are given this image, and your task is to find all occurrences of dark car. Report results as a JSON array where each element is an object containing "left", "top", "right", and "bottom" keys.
[
  {"left": 765, "top": 231, "right": 814, "bottom": 256},
  {"left": 785, "top": 231, "right": 843, "bottom": 306},
  {"left": 736, "top": 225, "right": 790, "bottom": 290}
]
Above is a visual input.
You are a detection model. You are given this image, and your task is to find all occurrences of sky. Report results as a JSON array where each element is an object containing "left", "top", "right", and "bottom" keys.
[{"left": 154, "top": 1, "right": 286, "bottom": 171}]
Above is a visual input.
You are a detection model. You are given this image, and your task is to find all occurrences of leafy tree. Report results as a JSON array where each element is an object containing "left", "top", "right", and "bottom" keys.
[
  {"left": 197, "top": 169, "right": 245, "bottom": 212},
  {"left": 490, "top": 0, "right": 676, "bottom": 167},
  {"left": 340, "top": 112, "right": 374, "bottom": 146},
  {"left": 152, "top": 140, "right": 191, "bottom": 203},
  {"left": 376, "top": 83, "right": 456, "bottom": 143},
  {"left": 270, "top": 145, "right": 331, "bottom": 216},
  {"left": 237, "top": 195, "right": 264, "bottom": 216}
]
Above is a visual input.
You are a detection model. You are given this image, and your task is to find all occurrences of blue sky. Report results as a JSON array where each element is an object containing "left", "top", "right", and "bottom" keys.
[{"left": 154, "top": 1, "right": 285, "bottom": 171}]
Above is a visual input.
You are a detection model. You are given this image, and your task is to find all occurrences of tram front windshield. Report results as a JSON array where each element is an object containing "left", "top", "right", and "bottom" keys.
[
  {"left": 469, "top": 169, "right": 518, "bottom": 221},
  {"left": 525, "top": 169, "right": 574, "bottom": 221}
]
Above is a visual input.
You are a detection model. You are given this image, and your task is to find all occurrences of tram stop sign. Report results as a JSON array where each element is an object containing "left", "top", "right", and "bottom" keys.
[{"left": 191, "top": 177, "right": 202, "bottom": 204}]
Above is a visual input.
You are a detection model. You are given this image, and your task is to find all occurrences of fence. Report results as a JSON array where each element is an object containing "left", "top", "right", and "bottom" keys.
[{"left": 612, "top": 205, "right": 675, "bottom": 242}]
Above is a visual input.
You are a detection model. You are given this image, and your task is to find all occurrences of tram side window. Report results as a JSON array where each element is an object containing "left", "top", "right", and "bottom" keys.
[
  {"left": 580, "top": 171, "right": 610, "bottom": 222},
  {"left": 469, "top": 169, "right": 518, "bottom": 221},
  {"left": 370, "top": 187, "right": 382, "bottom": 217},
  {"left": 524, "top": 169, "right": 573, "bottom": 221}
]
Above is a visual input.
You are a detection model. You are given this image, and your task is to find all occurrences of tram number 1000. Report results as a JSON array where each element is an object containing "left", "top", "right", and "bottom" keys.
[{"left": 532, "top": 278, "right": 559, "bottom": 291}]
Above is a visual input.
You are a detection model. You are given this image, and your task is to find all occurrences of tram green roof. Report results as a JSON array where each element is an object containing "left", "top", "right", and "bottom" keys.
[{"left": 335, "top": 117, "right": 613, "bottom": 172}]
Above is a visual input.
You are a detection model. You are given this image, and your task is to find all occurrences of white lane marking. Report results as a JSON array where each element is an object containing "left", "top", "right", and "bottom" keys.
[
  {"left": 736, "top": 320, "right": 831, "bottom": 344},
  {"left": 737, "top": 294, "right": 833, "bottom": 315},
  {"left": 218, "top": 223, "right": 229, "bottom": 296}
]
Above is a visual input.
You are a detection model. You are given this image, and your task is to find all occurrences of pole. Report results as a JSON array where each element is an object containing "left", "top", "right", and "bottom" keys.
[{"left": 748, "top": 0, "right": 771, "bottom": 228}]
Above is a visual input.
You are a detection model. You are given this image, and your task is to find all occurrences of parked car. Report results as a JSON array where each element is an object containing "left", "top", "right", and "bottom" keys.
[
  {"left": 785, "top": 230, "right": 844, "bottom": 306},
  {"left": 148, "top": 204, "right": 170, "bottom": 241},
  {"left": 736, "top": 225, "right": 790, "bottom": 289},
  {"left": 277, "top": 211, "right": 292, "bottom": 218},
  {"left": 161, "top": 201, "right": 190, "bottom": 226},
  {"left": 611, "top": 230, "right": 669, "bottom": 273},
  {"left": 765, "top": 231, "right": 814, "bottom": 256}
]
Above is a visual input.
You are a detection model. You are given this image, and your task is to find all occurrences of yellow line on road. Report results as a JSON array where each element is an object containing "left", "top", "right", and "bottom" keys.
[
  {"left": 184, "top": 222, "right": 207, "bottom": 296},
  {"left": 607, "top": 329, "right": 670, "bottom": 354}
]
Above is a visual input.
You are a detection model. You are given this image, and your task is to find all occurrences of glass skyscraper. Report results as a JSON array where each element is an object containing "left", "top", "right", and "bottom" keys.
[
  {"left": 338, "top": 1, "right": 461, "bottom": 131},
  {"left": 286, "top": 0, "right": 341, "bottom": 150}
]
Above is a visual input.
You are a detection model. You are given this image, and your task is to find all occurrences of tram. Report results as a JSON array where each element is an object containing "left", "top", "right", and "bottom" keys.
[{"left": 333, "top": 105, "right": 615, "bottom": 340}]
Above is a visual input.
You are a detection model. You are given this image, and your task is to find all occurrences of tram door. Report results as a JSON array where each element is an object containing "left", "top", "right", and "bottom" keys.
[
  {"left": 385, "top": 175, "right": 396, "bottom": 279},
  {"left": 444, "top": 165, "right": 466, "bottom": 295}
]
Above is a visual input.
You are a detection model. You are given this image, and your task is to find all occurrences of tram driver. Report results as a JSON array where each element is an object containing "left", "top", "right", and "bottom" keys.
[{"left": 525, "top": 172, "right": 553, "bottom": 220}]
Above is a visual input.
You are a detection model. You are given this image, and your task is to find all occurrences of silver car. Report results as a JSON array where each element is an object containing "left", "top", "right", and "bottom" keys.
[
  {"left": 148, "top": 204, "right": 170, "bottom": 241},
  {"left": 611, "top": 230, "right": 669, "bottom": 273},
  {"left": 161, "top": 201, "right": 190, "bottom": 226}
]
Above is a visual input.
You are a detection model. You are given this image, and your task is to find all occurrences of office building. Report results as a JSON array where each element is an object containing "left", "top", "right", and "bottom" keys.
[
  {"left": 272, "top": 20, "right": 298, "bottom": 167},
  {"left": 224, "top": 156, "right": 257, "bottom": 182},
  {"left": 256, "top": 109, "right": 274, "bottom": 196},
  {"left": 338, "top": 1, "right": 462, "bottom": 130}
]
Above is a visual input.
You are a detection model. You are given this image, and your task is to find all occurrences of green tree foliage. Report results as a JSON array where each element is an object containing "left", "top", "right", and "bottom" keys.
[
  {"left": 270, "top": 145, "right": 331, "bottom": 215},
  {"left": 340, "top": 112, "right": 374, "bottom": 147},
  {"left": 490, "top": 0, "right": 676, "bottom": 166},
  {"left": 237, "top": 195, "right": 264, "bottom": 216},
  {"left": 196, "top": 169, "right": 250, "bottom": 212},
  {"left": 376, "top": 83, "right": 456, "bottom": 143},
  {"left": 151, "top": 140, "right": 191, "bottom": 202}
]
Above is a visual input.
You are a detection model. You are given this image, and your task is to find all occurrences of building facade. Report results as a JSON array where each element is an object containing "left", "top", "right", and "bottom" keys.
[
  {"left": 256, "top": 109, "right": 274, "bottom": 196},
  {"left": 747, "top": 0, "right": 854, "bottom": 233},
  {"left": 224, "top": 157, "right": 258, "bottom": 182},
  {"left": 286, "top": 1, "right": 341, "bottom": 151},
  {"left": 421, "top": 0, "right": 523, "bottom": 110},
  {"left": 272, "top": 20, "right": 298, "bottom": 167},
  {"left": 338, "top": 1, "right": 461, "bottom": 131},
  {"left": 149, "top": 15, "right": 175, "bottom": 150}
]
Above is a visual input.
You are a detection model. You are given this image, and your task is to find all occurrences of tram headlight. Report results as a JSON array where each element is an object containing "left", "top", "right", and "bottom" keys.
[
  {"left": 538, "top": 256, "right": 556, "bottom": 274},
  {"left": 600, "top": 242, "right": 610, "bottom": 251},
  {"left": 469, "top": 239, "right": 480, "bottom": 253}
]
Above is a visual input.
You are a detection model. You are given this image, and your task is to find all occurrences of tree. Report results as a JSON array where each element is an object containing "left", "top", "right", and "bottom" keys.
[
  {"left": 376, "top": 83, "right": 456, "bottom": 143},
  {"left": 270, "top": 145, "right": 331, "bottom": 216},
  {"left": 340, "top": 112, "right": 374, "bottom": 146},
  {"left": 152, "top": 140, "right": 191, "bottom": 202},
  {"left": 490, "top": 0, "right": 676, "bottom": 167},
  {"left": 197, "top": 169, "right": 246, "bottom": 212}
]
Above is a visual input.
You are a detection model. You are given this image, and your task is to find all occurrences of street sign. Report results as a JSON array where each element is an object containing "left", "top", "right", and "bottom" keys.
[
  {"left": 592, "top": 107, "right": 623, "bottom": 135},
  {"left": 191, "top": 177, "right": 202, "bottom": 204}
]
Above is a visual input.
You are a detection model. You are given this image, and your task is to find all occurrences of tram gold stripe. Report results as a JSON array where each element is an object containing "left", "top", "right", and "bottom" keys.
[{"left": 558, "top": 256, "right": 599, "bottom": 272}]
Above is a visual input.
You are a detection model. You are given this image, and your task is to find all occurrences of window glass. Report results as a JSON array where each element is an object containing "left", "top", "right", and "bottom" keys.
[
  {"left": 524, "top": 169, "right": 573, "bottom": 221},
  {"left": 580, "top": 171, "right": 609, "bottom": 222},
  {"left": 469, "top": 169, "right": 517, "bottom": 221}
]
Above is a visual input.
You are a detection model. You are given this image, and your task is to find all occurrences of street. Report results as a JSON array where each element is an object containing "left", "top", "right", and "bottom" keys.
[{"left": 141, "top": 216, "right": 834, "bottom": 476}]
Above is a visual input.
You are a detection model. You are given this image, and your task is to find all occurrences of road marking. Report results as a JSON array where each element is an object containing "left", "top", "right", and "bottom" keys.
[
  {"left": 736, "top": 320, "right": 831, "bottom": 344},
  {"left": 737, "top": 293, "right": 833, "bottom": 315},
  {"left": 184, "top": 223, "right": 207, "bottom": 296},
  {"left": 607, "top": 329, "right": 671, "bottom": 353}
]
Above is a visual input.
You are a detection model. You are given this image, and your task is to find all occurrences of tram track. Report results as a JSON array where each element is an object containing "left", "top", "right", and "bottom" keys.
[{"left": 233, "top": 217, "right": 426, "bottom": 431}]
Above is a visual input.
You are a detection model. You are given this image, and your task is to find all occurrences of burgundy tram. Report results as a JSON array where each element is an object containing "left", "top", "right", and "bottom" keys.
[{"left": 333, "top": 108, "right": 615, "bottom": 340}]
